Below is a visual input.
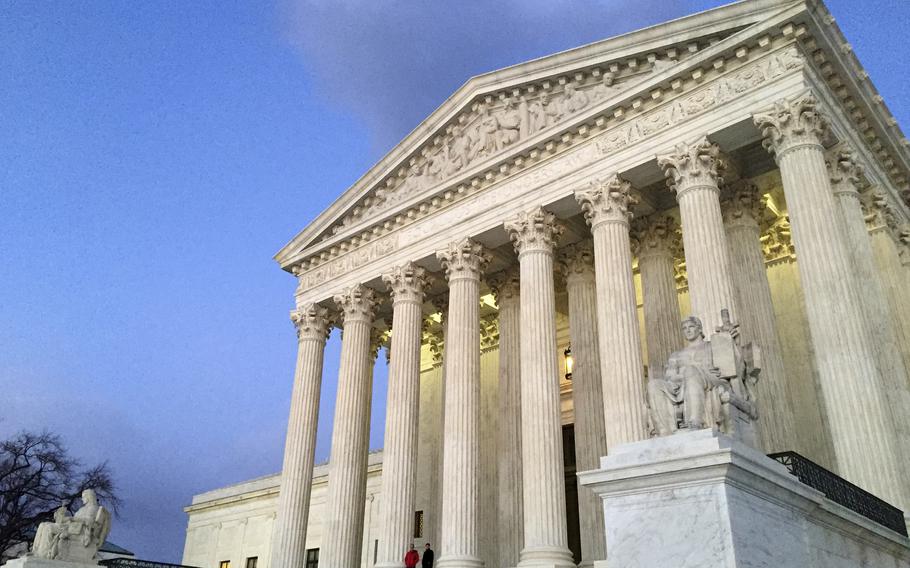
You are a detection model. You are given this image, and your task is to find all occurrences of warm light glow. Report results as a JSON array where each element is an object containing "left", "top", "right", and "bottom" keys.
[
  {"left": 564, "top": 345, "right": 574, "bottom": 380},
  {"left": 480, "top": 293, "right": 497, "bottom": 308},
  {"left": 763, "top": 193, "right": 780, "bottom": 216}
]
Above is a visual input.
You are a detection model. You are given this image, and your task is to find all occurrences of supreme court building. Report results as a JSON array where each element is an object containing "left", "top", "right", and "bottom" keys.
[{"left": 182, "top": 0, "right": 910, "bottom": 566}]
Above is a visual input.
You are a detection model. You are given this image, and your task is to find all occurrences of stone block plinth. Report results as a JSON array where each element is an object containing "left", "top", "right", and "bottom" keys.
[{"left": 578, "top": 429, "right": 910, "bottom": 568}]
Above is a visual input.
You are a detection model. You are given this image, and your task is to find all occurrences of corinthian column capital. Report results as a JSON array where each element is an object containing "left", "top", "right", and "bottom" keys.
[
  {"left": 722, "top": 179, "right": 770, "bottom": 230},
  {"left": 574, "top": 174, "right": 638, "bottom": 228},
  {"left": 370, "top": 322, "right": 391, "bottom": 361},
  {"left": 753, "top": 93, "right": 829, "bottom": 160},
  {"left": 487, "top": 267, "right": 520, "bottom": 305},
  {"left": 899, "top": 227, "right": 910, "bottom": 267},
  {"left": 558, "top": 240, "right": 596, "bottom": 284},
  {"left": 290, "top": 303, "right": 333, "bottom": 342},
  {"left": 826, "top": 148, "right": 864, "bottom": 198},
  {"left": 436, "top": 238, "right": 491, "bottom": 282},
  {"left": 504, "top": 207, "right": 565, "bottom": 255},
  {"left": 631, "top": 215, "right": 680, "bottom": 259},
  {"left": 657, "top": 136, "right": 726, "bottom": 197},
  {"left": 333, "top": 284, "right": 379, "bottom": 324},
  {"left": 862, "top": 188, "right": 900, "bottom": 233},
  {"left": 382, "top": 262, "right": 429, "bottom": 305}
]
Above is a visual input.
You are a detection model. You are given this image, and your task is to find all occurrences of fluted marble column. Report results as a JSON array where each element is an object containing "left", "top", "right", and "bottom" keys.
[
  {"left": 321, "top": 284, "right": 378, "bottom": 568},
  {"left": 754, "top": 93, "right": 905, "bottom": 507},
  {"left": 377, "top": 263, "right": 429, "bottom": 568},
  {"left": 575, "top": 175, "right": 649, "bottom": 448},
  {"left": 828, "top": 151, "right": 910, "bottom": 497},
  {"left": 722, "top": 181, "right": 796, "bottom": 453},
  {"left": 865, "top": 190, "right": 910, "bottom": 380},
  {"left": 658, "top": 137, "right": 738, "bottom": 332},
  {"left": 430, "top": 294, "right": 449, "bottom": 550},
  {"left": 632, "top": 215, "right": 683, "bottom": 382},
  {"left": 559, "top": 241, "right": 607, "bottom": 567},
  {"left": 504, "top": 207, "right": 574, "bottom": 568},
  {"left": 435, "top": 239, "right": 490, "bottom": 568},
  {"left": 488, "top": 269, "right": 523, "bottom": 568},
  {"left": 270, "top": 304, "right": 333, "bottom": 568}
]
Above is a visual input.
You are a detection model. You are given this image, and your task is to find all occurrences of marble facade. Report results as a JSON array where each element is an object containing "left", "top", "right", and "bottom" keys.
[{"left": 184, "top": 0, "right": 910, "bottom": 567}]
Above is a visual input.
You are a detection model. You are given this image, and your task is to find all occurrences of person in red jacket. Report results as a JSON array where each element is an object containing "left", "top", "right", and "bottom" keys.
[{"left": 404, "top": 543, "right": 420, "bottom": 568}]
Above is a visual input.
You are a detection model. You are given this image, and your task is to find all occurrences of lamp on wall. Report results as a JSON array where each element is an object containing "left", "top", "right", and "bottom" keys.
[{"left": 563, "top": 345, "right": 574, "bottom": 381}]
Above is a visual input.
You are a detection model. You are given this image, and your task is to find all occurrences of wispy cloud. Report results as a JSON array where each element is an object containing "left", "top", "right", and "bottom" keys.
[{"left": 279, "top": 0, "right": 703, "bottom": 156}]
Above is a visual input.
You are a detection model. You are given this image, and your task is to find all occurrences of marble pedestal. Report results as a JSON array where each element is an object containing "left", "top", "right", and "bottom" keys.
[
  {"left": 3, "top": 559, "right": 100, "bottom": 568},
  {"left": 578, "top": 429, "right": 910, "bottom": 568}
]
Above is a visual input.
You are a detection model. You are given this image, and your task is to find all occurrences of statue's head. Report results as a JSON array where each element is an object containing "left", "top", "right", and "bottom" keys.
[
  {"left": 565, "top": 84, "right": 576, "bottom": 95},
  {"left": 603, "top": 72, "right": 616, "bottom": 86},
  {"left": 82, "top": 489, "right": 97, "bottom": 505},
  {"left": 681, "top": 316, "right": 704, "bottom": 341}
]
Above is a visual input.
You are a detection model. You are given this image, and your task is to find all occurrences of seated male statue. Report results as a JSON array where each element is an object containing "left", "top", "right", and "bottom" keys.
[
  {"left": 31, "top": 488, "right": 111, "bottom": 563},
  {"left": 647, "top": 311, "right": 761, "bottom": 444}
]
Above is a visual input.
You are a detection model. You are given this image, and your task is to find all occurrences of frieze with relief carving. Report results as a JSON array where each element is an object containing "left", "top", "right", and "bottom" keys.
[
  {"left": 597, "top": 47, "right": 802, "bottom": 155},
  {"left": 296, "top": 234, "right": 400, "bottom": 291}
]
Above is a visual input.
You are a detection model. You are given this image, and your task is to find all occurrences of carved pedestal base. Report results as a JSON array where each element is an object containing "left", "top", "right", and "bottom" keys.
[
  {"left": 578, "top": 429, "right": 910, "bottom": 568},
  {"left": 3, "top": 558, "right": 100, "bottom": 568}
]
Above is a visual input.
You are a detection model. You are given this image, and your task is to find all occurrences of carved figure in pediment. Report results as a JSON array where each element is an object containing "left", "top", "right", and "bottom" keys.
[
  {"left": 394, "top": 161, "right": 432, "bottom": 203},
  {"left": 496, "top": 97, "right": 522, "bottom": 149},
  {"left": 427, "top": 150, "right": 445, "bottom": 180},
  {"left": 440, "top": 125, "right": 471, "bottom": 177},
  {"left": 529, "top": 92, "right": 560, "bottom": 133},
  {"left": 470, "top": 105, "right": 499, "bottom": 161},
  {"left": 560, "top": 83, "right": 589, "bottom": 115},
  {"left": 591, "top": 72, "right": 618, "bottom": 100}
]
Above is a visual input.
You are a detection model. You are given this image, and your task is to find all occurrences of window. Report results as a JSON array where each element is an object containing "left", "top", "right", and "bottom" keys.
[
  {"left": 414, "top": 510, "right": 424, "bottom": 538},
  {"left": 305, "top": 548, "right": 319, "bottom": 568},
  {"left": 245, "top": 558, "right": 258, "bottom": 568},
  {"left": 219, "top": 562, "right": 230, "bottom": 568}
]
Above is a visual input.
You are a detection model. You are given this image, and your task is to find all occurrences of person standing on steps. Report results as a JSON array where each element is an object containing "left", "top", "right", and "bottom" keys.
[
  {"left": 404, "top": 543, "right": 420, "bottom": 568},
  {"left": 421, "top": 543, "right": 434, "bottom": 568}
]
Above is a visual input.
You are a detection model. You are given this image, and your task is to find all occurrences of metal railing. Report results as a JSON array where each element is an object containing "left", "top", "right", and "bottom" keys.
[
  {"left": 99, "top": 559, "right": 201, "bottom": 568},
  {"left": 769, "top": 451, "right": 907, "bottom": 537}
]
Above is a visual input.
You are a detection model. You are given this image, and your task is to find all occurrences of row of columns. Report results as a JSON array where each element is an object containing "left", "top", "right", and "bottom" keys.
[{"left": 271, "top": 91, "right": 910, "bottom": 568}]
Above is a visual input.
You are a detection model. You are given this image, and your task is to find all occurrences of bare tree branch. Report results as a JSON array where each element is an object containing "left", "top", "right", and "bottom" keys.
[{"left": 0, "top": 430, "right": 120, "bottom": 561}]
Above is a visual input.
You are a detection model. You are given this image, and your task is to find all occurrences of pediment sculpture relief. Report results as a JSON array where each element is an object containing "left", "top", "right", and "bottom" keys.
[{"left": 336, "top": 59, "right": 679, "bottom": 234}]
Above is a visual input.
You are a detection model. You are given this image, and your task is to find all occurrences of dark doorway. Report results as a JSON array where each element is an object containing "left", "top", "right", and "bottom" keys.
[{"left": 563, "top": 424, "right": 581, "bottom": 564}]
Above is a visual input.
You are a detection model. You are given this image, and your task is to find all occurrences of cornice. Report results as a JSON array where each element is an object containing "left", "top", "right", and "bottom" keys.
[
  {"left": 276, "top": 0, "right": 804, "bottom": 270},
  {"left": 796, "top": 0, "right": 910, "bottom": 215}
]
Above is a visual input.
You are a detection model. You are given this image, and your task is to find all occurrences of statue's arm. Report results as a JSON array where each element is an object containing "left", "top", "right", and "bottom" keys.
[{"left": 664, "top": 355, "right": 681, "bottom": 380}]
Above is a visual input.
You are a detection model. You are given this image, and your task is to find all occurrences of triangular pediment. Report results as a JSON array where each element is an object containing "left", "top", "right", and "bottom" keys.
[
  {"left": 275, "top": 0, "right": 801, "bottom": 269},
  {"left": 276, "top": 0, "right": 910, "bottom": 271}
]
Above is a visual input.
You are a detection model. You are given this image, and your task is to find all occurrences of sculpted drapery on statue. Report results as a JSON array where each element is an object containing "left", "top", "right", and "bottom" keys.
[
  {"left": 31, "top": 489, "right": 111, "bottom": 563},
  {"left": 647, "top": 311, "right": 761, "bottom": 447}
]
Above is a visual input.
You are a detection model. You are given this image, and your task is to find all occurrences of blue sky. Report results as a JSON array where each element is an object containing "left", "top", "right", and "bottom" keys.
[{"left": 2, "top": 0, "right": 907, "bottom": 562}]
